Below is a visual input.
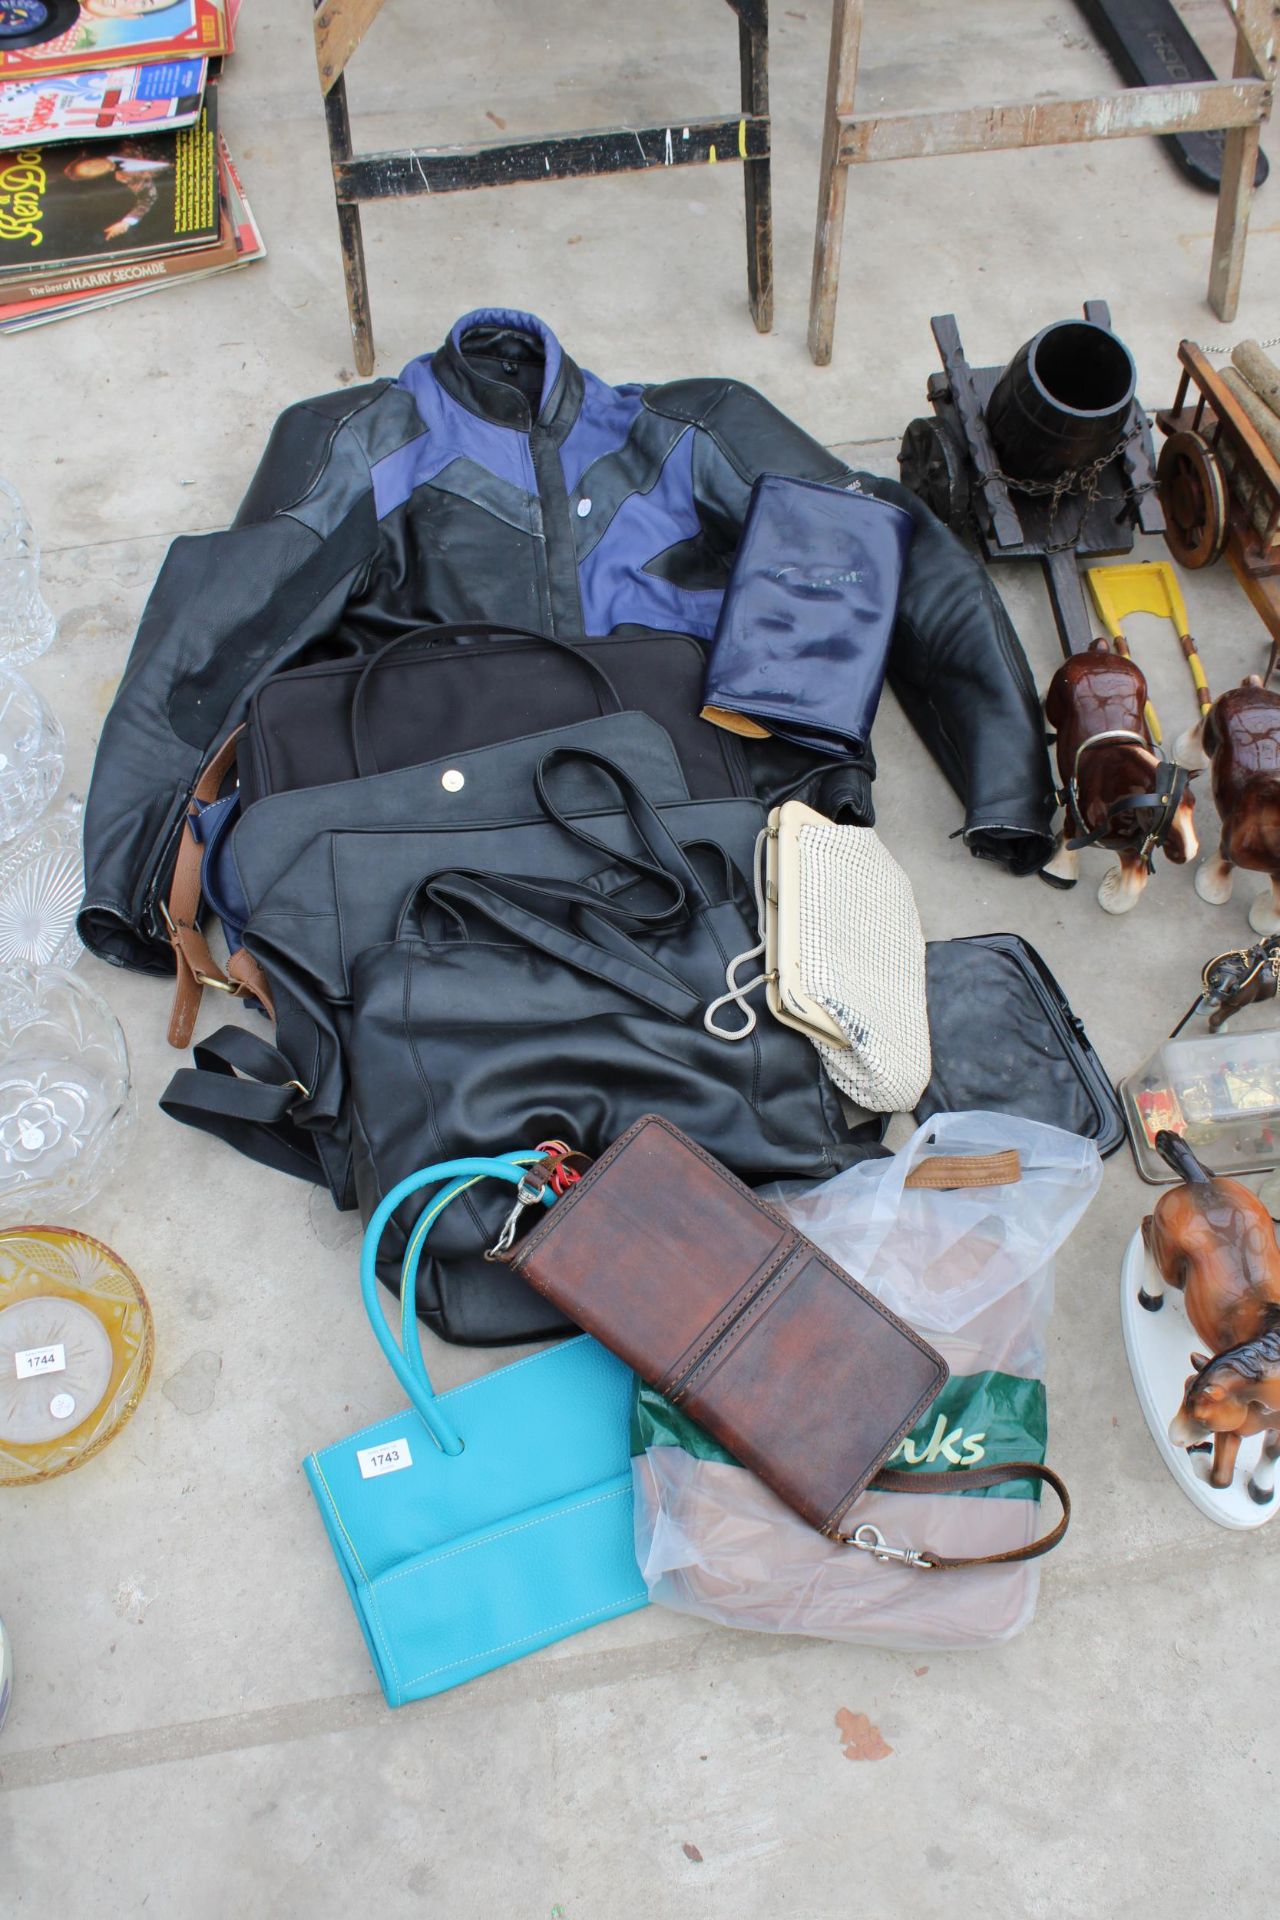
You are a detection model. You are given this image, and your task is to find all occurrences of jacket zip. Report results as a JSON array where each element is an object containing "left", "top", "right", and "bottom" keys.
[{"left": 529, "top": 420, "right": 586, "bottom": 640}]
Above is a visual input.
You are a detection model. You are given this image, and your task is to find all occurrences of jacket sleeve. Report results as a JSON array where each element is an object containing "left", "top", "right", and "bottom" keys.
[
  {"left": 856, "top": 471, "right": 1057, "bottom": 876},
  {"left": 80, "top": 395, "right": 382, "bottom": 973},
  {"left": 657, "top": 378, "right": 1056, "bottom": 874}
]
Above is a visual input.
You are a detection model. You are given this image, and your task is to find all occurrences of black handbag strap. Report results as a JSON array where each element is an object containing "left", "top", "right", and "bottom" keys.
[
  {"left": 531, "top": 747, "right": 710, "bottom": 900},
  {"left": 159, "top": 1025, "right": 327, "bottom": 1186},
  {"left": 395, "top": 747, "right": 713, "bottom": 940},
  {"left": 398, "top": 864, "right": 682, "bottom": 941},
  {"left": 350, "top": 623, "right": 624, "bottom": 777},
  {"left": 418, "top": 872, "right": 705, "bottom": 1020}
]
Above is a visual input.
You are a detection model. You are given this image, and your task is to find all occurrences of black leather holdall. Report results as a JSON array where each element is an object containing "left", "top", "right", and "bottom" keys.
[{"left": 237, "top": 623, "right": 755, "bottom": 806}]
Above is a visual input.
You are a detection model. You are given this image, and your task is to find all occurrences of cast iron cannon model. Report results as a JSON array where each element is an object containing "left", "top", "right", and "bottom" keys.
[{"left": 898, "top": 301, "right": 1164, "bottom": 656}]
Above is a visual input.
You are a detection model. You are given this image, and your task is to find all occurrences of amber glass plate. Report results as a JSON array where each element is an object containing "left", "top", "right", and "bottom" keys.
[{"left": 0, "top": 1226, "right": 152, "bottom": 1485}]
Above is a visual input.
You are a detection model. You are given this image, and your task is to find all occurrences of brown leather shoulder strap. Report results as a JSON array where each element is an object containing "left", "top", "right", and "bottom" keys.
[
  {"left": 903, "top": 1150, "right": 1021, "bottom": 1191},
  {"left": 861, "top": 1461, "right": 1070, "bottom": 1569},
  {"left": 164, "top": 729, "right": 270, "bottom": 1048}
]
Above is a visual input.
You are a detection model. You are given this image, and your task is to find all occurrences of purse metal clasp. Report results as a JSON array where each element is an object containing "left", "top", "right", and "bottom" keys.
[
  {"left": 483, "top": 1168, "right": 552, "bottom": 1261},
  {"left": 847, "top": 1523, "right": 934, "bottom": 1570}
]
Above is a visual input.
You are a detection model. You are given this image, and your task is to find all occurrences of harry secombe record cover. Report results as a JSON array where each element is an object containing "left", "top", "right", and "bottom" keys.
[
  {"left": 0, "top": 129, "right": 264, "bottom": 325},
  {"left": 0, "top": 79, "right": 218, "bottom": 277}
]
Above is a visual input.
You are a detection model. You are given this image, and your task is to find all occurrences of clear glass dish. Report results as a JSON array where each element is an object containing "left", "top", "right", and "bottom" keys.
[
  {"left": 0, "top": 479, "right": 56, "bottom": 668},
  {"left": 0, "top": 796, "right": 83, "bottom": 970},
  {"left": 0, "top": 967, "right": 135, "bottom": 1223},
  {"left": 0, "top": 665, "right": 63, "bottom": 846}
]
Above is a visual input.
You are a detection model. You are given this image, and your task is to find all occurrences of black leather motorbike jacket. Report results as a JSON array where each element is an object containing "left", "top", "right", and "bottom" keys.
[{"left": 80, "top": 307, "right": 1055, "bottom": 972}]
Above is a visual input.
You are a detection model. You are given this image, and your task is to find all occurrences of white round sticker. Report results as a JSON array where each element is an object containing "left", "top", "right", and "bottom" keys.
[{"left": 49, "top": 1393, "right": 76, "bottom": 1420}]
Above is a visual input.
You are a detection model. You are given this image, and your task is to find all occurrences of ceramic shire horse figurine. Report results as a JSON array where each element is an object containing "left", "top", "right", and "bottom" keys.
[
  {"left": 1179, "top": 677, "right": 1280, "bottom": 935},
  {"left": 1044, "top": 640, "right": 1197, "bottom": 913},
  {"left": 1190, "top": 934, "right": 1280, "bottom": 1034},
  {"left": 1170, "top": 1329, "right": 1280, "bottom": 1503},
  {"left": 1142, "top": 1130, "right": 1280, "bottom": 1497}
]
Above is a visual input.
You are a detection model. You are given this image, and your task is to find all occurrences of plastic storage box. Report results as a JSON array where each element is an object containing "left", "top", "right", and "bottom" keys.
[{"left": 1121, "top": 1027, "right": 1280, "bottom": 1182}]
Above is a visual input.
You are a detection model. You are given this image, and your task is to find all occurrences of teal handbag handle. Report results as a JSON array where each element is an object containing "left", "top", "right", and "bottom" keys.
[
  {"left": 362, "top": 1153, "right": 558, "bottom": 1456},
  {"left": 396, "top": 1150, "right": 550, "bottom": 1395}
]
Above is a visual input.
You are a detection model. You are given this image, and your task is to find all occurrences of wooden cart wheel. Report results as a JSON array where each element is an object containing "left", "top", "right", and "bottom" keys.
[
  {"left": 898, "top": 416, "right": 971, "bottom": 531},
  {"left": 1158, "top": 429, "right": 1229, "bottom": 569}
]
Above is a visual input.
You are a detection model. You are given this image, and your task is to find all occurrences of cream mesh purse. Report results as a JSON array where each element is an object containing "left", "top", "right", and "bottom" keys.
[{"left": 705, "top": 801, "right": 931, "bottom": 1114}]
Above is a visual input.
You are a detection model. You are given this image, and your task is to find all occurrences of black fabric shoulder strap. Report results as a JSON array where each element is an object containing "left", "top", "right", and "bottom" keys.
[
  {"left": 395, "top": 746, "right": 712, "bottom": 940},
  {"left": 532, "top": 746, "right": 709, "bottom": 900}
]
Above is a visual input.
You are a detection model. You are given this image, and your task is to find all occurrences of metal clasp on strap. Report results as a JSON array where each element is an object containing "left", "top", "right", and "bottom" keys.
[
  {"left": 847, "top": 1523, "right": 935, "bottom": 1570},
  {"left": 484, "top": 1167, "right": 552, "bottom": 1262},
  {"left": 703, "top": 826, "right": 772, "bottom": 1041},
  {"left": 193, "top": 969, "right": 239, "bottom": 993}
]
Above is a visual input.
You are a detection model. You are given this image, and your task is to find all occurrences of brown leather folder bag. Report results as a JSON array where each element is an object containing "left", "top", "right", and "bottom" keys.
[{"left": 506, "top": 1116, "right": 1069, "bottom": 1569}]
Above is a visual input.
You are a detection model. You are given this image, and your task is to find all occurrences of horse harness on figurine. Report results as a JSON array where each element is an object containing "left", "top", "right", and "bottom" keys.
[{"left": 1063, "top": 728, "right": 1191, "bottom": 872}]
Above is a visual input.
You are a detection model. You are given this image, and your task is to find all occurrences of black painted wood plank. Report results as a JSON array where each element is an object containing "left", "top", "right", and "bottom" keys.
[{"left": 336, "top": 116, "right": 770, "bottom": 200}]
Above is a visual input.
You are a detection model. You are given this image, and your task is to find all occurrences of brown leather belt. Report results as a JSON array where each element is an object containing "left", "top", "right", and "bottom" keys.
[{"left": 164, "top": 728, "right": 274, "bottom": 1048}]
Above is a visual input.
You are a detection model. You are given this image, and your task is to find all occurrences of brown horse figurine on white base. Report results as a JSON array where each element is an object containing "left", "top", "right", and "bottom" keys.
[
  {"left": 1177, "top": 677, "right": 1280, "bottom": 936},
  {"left": 1140, "top": 1133, "right": 1280, "bottom": 1342},
  {"left": 1142, "top": 1130, "right": 1280, "bottom": 1500},
  {"left": 1169, "top": 1329, "right": 1280, "bottom": 1502},
  {"left": 1044, "top": 641, "right": 1197, "bottom": 913}
]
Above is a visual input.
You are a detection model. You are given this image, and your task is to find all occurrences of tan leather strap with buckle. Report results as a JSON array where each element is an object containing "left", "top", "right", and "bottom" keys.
[
  {"left": 902, "top": 1150, "right": 1021, "bottom": 1190},
  {"left": 164, "top": 729, "right": 273, "bottom": 1048},
  {"left": 227, "top": 947, "right": 274, "bottom": 1017},
  {"left": 849, "top": 1461, "right": 1071, "bottom": 1569}
]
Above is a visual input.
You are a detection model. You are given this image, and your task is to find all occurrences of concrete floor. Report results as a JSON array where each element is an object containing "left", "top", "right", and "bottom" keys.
[{"left": 4, "top": 1, "right": 1280, "bottom": 1913}]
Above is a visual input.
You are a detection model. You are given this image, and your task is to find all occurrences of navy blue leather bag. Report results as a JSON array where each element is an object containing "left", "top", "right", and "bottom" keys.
[{"left": 700, "top": 474, "right": 915, "bottom": 757}]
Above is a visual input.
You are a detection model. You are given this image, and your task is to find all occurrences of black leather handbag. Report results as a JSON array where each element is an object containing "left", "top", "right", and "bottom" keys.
[
  {"left": 344, "top": 752, "right": 872, "bottom": 1345},
  {"left": 160, "top": 737, "right": 805, "bottom": 1240}
]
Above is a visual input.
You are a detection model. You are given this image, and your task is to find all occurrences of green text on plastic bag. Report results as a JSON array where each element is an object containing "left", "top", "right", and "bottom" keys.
[{"left": 630, "top": 1371, "right": 1047, "bottom": 1501}]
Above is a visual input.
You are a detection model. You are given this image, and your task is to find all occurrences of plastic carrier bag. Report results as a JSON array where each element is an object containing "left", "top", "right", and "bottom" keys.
[{"left": 631, "top": 1112, "right": 1101, "bottom": 1649}]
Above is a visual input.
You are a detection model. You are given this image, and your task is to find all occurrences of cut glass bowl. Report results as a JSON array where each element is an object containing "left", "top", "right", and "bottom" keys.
[
  {"left": 0, "top": 665, "right": 63, "bottom": 846},
  {"left": 0, "top": 968, "right": 135, "bottom": 1223},
  {"left": 0, "top": 796, "right": 83, "bottom": 970},
  {"left": 0, "top": 479, "right": 57, "bottom": 668},
  {"left": 0, "top": 1227, "right": 153, "bottom": 1485}
]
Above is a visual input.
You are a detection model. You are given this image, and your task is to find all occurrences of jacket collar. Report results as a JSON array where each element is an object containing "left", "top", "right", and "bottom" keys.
[{"left": 429, "top": 308, "right": 581, "bottom": 434}]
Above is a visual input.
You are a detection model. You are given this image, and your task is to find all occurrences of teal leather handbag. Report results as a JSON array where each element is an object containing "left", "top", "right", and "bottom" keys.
[{"left": 304, "top": 1153, "right": 647, "bottom": 1706}]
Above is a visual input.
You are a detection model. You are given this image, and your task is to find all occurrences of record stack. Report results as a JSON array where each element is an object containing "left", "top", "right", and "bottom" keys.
[{"left": 0, "top": 0, "right": 263, "bottom": 332}]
